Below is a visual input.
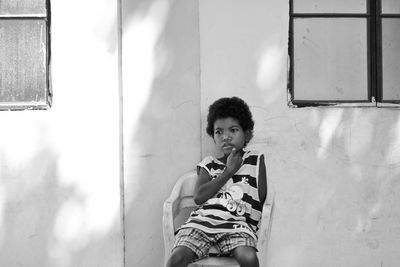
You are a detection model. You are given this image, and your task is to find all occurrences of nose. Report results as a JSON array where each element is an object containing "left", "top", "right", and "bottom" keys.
[{"left": 222, "top": 132, "right": 231, "bottom": 141}]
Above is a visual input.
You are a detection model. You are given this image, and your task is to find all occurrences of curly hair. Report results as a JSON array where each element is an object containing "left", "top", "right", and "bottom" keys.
[{"left": 206, "top": 97, "right": 254, "bottom": 143}]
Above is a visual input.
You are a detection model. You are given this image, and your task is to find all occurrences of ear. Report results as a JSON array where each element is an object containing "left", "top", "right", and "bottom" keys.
[{"left": 244, "top": 130, "right": 253, "bottom": 143}]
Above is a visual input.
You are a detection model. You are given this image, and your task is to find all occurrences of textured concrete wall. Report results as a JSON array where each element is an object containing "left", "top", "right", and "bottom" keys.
[{"left": 199, "top": 1, "right": 400, "bottom": 266}]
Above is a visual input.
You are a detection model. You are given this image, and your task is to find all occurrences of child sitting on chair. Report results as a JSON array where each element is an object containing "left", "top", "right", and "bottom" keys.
[{"left": 166, "top": 97, "right": 267, "bottom": 267}]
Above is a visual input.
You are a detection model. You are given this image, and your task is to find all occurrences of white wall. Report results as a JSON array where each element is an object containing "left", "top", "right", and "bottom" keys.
[
  {"left": 0, "top": 0, "right": 123, "bottom": 266},
  {"left": 199, "top": 1, "right": 400, "bottom": 267}
]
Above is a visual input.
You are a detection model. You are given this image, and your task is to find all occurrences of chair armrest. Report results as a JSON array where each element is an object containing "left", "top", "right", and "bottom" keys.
[
  {"left": 163, "top": 198, "right": 179, "bottom": 261},
  {"left": 257, "top": 189, "right": 275, "bottom": 251},
  {"left": 163, "top": 187, "right": 183, "bottom": 262},
  {"left": 163, "top": 171, "right": 197, "bottom": 263}
]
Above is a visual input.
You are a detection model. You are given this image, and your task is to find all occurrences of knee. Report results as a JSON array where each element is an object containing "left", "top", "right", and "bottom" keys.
[
  {"left": 241, "top": 252, "right": 258, "bottom": 267},
  {"left": 233, "top": 247, "right": 259, "bottom": 267},
  {"left": 166, "top": 248, "right": 194, "bottom": 267},
  {"left": 166, "top": 253, "right": 188, "bottom": 267}
]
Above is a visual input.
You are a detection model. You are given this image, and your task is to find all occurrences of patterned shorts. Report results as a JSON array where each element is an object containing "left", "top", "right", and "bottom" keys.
[{"left": 173, "top": 227, "right": 257, "bottom": 260}]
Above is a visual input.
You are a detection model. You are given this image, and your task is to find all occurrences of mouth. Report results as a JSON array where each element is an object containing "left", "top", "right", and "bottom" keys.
[{"left": 222, "top": 144, "right": 234, "bottom": 150}]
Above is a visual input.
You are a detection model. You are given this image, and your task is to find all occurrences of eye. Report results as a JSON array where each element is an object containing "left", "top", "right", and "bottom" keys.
[
  {"left": 214, "top": 129, "right": 222, "bottom": 135},
  {"left": 231, "top": 127, "right": 239, "bottom": 133}
]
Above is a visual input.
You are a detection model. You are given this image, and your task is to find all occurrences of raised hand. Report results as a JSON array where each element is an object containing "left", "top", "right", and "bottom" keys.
[{"left": 225, "top": 148, "right": 243, "bottom": 175}]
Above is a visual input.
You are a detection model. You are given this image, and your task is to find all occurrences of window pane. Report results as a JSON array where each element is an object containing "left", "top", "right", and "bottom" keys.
[
  {"left": 0, "top": 20, "right": 48, "bottom": 106},
  {"left": 293, "top": 0, "right": 366, "bottom": 13},
  {"left": 0, "top": 0, "right": 46, "bottom": 16},
  {"left": 293, "top": 18, "right": 368, "bottom": 101},
  {"left": 382, "top": 19, "right": 400, "bottom": 101},
  {"left": 382, "top": 0, "right": 400, "bottom": 14}
]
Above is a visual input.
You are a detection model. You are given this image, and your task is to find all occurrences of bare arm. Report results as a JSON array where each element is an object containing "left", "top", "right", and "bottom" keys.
[
  {"left": 194, "top": 148, "right": 243, "bottom": 205},
  {"left": 258, "top": 154, "right": 267, "bottom": 206}
]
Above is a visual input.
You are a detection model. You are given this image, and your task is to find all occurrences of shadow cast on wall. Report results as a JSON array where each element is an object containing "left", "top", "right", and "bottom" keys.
[{"left": 121, "top": 0, "right": 201, "bottom": 266}]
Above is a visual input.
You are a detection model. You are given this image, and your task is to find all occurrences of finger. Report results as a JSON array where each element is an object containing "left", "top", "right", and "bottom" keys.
[
  {"left": 235, "top": 149, "right": 242, "bottom": 158},
  {"left": 227, "top": 148, "right": 235, "bottom": 160}
]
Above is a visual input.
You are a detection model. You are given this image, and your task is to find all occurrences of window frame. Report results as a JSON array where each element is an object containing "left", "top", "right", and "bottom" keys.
[
  {"left": 0, "top": 0, "right": 52, "bottom": 111},
  {"left": 288, "top": 0, "right": 399, "bottom": 108}
]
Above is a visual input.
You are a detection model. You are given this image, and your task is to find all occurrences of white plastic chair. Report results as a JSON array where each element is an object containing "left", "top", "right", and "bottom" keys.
[{"left": 163, "top": 171, "right": 275, "bottom": 266}]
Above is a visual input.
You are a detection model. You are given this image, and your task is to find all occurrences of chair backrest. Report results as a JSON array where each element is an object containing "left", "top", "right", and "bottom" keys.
[
  {"left": 178, "top": 171, "right": 197, "bottom": 197},
  {"left": 171, "top": 172, "right": 198, "bottom": 230}
]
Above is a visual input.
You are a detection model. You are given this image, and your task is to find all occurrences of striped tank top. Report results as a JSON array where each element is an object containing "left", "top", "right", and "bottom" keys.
[{"left": 180, "top": 150, "right": 264, "bottom": 240}]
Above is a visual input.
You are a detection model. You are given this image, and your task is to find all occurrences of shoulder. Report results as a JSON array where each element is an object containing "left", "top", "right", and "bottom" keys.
[
  {"left": 197, "top": 155, "right": 224, "bottom": 174},
  {"left": 197, "top": 155, "right": 216, "bottom": 166},
  {"left": 244, "top": 149, "right": 264, "bottom": 157},
  {"left": 243, "top": 149, "right": 265, "bottom": 165}
]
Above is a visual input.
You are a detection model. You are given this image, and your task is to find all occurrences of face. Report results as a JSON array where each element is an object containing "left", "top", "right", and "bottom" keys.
[{"left": 213, "top": 117, "right": 249, "bottom": 156}]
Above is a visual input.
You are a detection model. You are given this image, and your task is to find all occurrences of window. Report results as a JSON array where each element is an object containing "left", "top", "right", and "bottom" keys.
[
  {"left": 0, "top": 0, "right": 51, "bottom": 110},
  {"left": 288, "top": 0, "right": 400, "bottom": 107}
]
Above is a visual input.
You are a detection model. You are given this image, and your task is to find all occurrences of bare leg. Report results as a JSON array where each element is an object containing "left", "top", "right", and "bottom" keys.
[
  {"left": 166, "top": 246, "right": 196, "bottom": 267},
  {"left": 232, "top": 246, "right": 259, "bottom": 267}
]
